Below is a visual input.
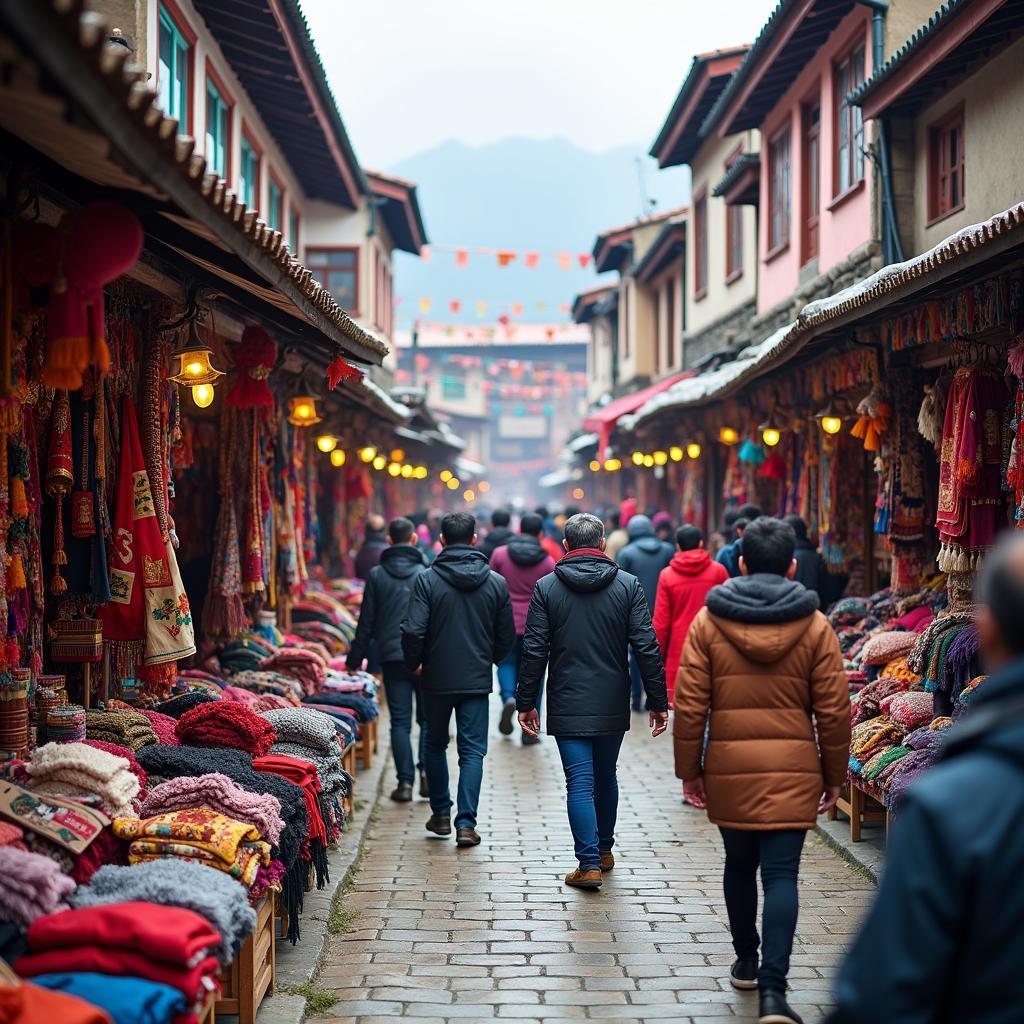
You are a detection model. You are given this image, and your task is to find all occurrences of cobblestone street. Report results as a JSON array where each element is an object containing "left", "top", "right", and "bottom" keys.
[{"left": 317, "top": 700, "right": 876, "bottom": 1023}]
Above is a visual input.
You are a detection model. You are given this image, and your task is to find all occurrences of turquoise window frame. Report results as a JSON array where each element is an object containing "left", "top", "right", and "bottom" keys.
[
  {"left": 268, "top": 178, "right": 282, "bottom": 231},
  {"left": 205, "top": 79, "right": 229, "bottom": 178},
  {"left": 240, "top": 135, "right": 259, "bottom": 210},
  {"left": 157, "top": 5, "right": 190, "bottom": 130}
]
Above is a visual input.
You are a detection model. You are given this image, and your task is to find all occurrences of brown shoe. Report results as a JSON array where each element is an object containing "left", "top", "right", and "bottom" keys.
[
  {"left": 600, "top": 852, "right": 615, "bottom": 872},
  {"left": 456, "top": 827, "right": 481, "bottom": 847},
  {"left": 565, "top": 868, "right": 603, "bottom": 890}
]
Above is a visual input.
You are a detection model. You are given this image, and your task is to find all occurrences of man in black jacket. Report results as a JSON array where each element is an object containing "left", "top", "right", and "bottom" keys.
[
  {"left": 826, "top": 531, "right": 1024, "bottom": 1024},
  {"left": 480, "top": 509, "right": 515, "bottom": 560},
  {"left": 354, "top": 514, "right": 389, "bottom": 580},
  {"left": 517, "top": 513, "right": 668, "bottom": 890},
  {"left": 783, "top": 515, "right": 826, "bottom": 603},
  {"left": 402, "top": 511, "right": 515, "bottom": 847},
  {"left": 347, "top": 517, "right": 427, "bottom": 804}
]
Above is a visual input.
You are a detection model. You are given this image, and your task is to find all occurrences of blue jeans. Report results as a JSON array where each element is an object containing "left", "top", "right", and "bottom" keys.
[
  {"left": 381, "top": 662, "right": 425, "bottom": 786},
  {"left": 719, "top": 827, "right": 807, "bottom": 992},
  {"left": 498, "top": 636, "right": 544, "bottom": 712},
  {"left": 423, "top": 693, "right": 489, "bottom": 828},
  {"left": 554, "top": 733, "right": 625, "bottom": 870}
]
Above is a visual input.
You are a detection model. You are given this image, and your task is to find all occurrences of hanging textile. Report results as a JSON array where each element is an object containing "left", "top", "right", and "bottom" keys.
[{"left": 44, "top": 390, "right": 73, "bottom": 595}]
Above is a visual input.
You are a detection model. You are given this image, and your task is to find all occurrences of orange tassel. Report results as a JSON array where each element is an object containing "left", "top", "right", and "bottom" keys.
[
  {"left": 49, "top": 571, "right": 67, "bottom": 595},
  {"left": 10, "top": 477, "right": 27, "bottom": 519},
  {"left": 91, "top": 335, "right": 111, "bottom": 376},
  {"left": 864, "top": 425, "right": 881, "bottom": 451},
  {"left": 850, "top": 415, "right": 870, "bottom": 440},
  {"left": 9, "top": 553, "right": 25, "bottom": 590}
]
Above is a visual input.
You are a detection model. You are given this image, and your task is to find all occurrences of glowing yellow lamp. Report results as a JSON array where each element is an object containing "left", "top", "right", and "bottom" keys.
[
  {"left": 387, "top": 462, "right": 402, "bottom": 477},
  {"left": 572, "top": 487, "right": 585, "bottom": 500},
  {"left": 169, "top": 344, "right": 224, "bottom": 386},
  {"left": 761, "top": 426, "right": 782, "bottom": 447},
  {"left": 414, "top": 466, "right": 428, "bottom": 479},
  {"left": 359, "top": 447, "right": 377, "bottom": 463},
  {"left": 686, "top": 442, "right": 702, "bottom": 460},
  {"left": 390, "top": 448, "right": 406, "bottom": 463},
  {"left": 478, "top": 481, "right": 491, "bottom": 493},
  {"left": 821, "top": 416, "right": 842, "bottom": 435},
  {"left": 604, "top": 458, "right": 621, "bottom": 472},
  {"left": 653, "top": 451, "right": 668, "bottom": 466},
  {"left": 330, "top": 449, "right": 346, "bottom": 467},
  {"left": 287, "top": 395, "right": 321, "bottom": 427},
  {"left": 446, "top": 477, "right": 460, "bottom": 490},
  {"left": 372, "top": 455, "right": 387, "bottom": 471},
  {"left": 401, "top": 464, "right": 413, "bottom": 478},
  {"left": 642, "top": 455, "right": 655, "bottom": 468},
  {"left": 589, "top": 460, "right": 601, "bottom": 472},
  {"left": 191, "top": 383, "right": 215, "bottom": 409},
  {"left": 669, "top": 446, "right": 683, "bottom": 462},
  {"left": 315, "top": 434, "right": 338, "bottom": 453},
  {"left": 719, "top": 426, "right": 739, "bottom": 446},
  {"left": 631, "top": 451, "right": 645, "bottom": 466},
  {"left": 440, "top": 469, "right": 453, "bottom": 482},
  {"left": 463, "top": 489, "right": 476, "bottom": 502}
]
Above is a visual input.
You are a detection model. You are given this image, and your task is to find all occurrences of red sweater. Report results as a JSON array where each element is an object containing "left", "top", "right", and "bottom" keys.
[{"left": 652, "top": 550, "right": 728, "bottom": 691}]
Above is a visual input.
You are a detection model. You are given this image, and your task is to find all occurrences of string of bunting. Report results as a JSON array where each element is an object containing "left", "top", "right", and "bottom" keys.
[
  {"left": 419, "top": 245, "right": 593, "bottom": 270},
  {"left": 406, "top": 299, "right": 574, "bottom": 317}
]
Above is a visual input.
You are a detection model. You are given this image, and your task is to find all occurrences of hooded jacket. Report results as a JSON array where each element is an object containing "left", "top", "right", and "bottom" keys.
[
  {"left": 490, "top": 535, "right": 556, "bottom": 635},
  {"left": 401, "top": 544, "right": 515, "bottom": 695},
  {"left": 826, "top": 661, "right": 1024, "bottom": 1024},
  {"left": 652, "top": 549, "right": 729, "bottom": 693},
  {"left": 480, "top": 526, "right": 515, "bottom": 560},
  {"left": 354, "top": 532, "right": 388, "bottom": 580},
  {"left": 517, "top": 550, "right": 667, "bottom": 736},
  {"left": 674, "top": 573, "right": 850, "bottom": 830},
  {"left": 346, "top": 544, "right": 426, "bottom": 668},
  {"left": 792, "top": 536, "right": 826, "bottom": 599},
  {"left": 616, "top": 516, "right": 674, "bottom": 611}
]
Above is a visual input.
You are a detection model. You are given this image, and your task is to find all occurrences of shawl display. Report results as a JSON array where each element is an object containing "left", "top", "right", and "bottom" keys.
[
  {"left": 0, "top": 846, "right": 76, "bottom": 926},
  {"left": 860, "top": 631, "right": 917, "bottom": 666},
  {"left": 141, "top": 771, "right": 285, "bottom": 845},
  {"left": 935, "top": 367, "right": 1008, "bottom": 571},
  {"left": 26, "top": 974, "right": 182, "bottom": 1024},
  {"left": 260, "top": 707, "right": 338, "bottom": 754},
  {"left": 154, "top": 690, "right": 220, "bottom": 719},
  {"left": 112, "top": 809, "right": 270, "bottom": 886},
  {"left": 81, "top": 740, "right": 148, "bottom": 790},
  {"left": 880, "top": 690, "right": 934, "bottom": 731},
  {"left": 885, "top": 371, "right": 928, "bottom": 544},
  {"left": 101, "top": 398, "right": 196, "bottom": 677},
  {"left": 85, "top": 708, "right": 157, "bottom": 752},
  {"left": 861, "top": 745, "right": 911, "bottom": 782},
  {"left": 26, "top": 740, "right": 140, "bottom": 816},
  {"left": 0, "top": 977, "right": 113, "bottom": 1024},
  {"left": 175, "top": 701, "right": 277, "bottom": 756},
  {"left": 135, "top": 744, "right": 309, "bottom": 942},
  {"left": 137, "top": 708, "right": 179, "bottom": 745},
  {"left": 71, "top": 859, "right": 257, "bottom": 963}
]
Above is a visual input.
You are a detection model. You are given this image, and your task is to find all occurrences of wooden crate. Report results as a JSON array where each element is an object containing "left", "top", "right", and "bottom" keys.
[
  {"left": 216, "top": 892, "right": 276, "bottom": 1023},
  {"left": 198, "top": 991, "right": 216, "bottom": 1024}
]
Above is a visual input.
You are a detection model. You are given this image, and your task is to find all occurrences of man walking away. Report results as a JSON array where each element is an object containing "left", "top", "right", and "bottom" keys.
[
  {"left": 518, "top": 513, "right": 668, "bottom": 890},
  {"left": 347, "top": 517, "right": 427, "bottom": 803},
  {"left": 617, "top": 514, "right": 674, "bottom": 710},
  {"left": 783, "top": 515, "right": 826, "bottom": 603},
  {"left": 826, "top": 531, "right": 1024, "bottom": 1024},
  {"left": 480, "top": 509, "right": 515, "bottom": 560},
  {"left": 355, "top": 514, "right": 389, "bottom": 580},
  {"left": 604, "top": 512, "right": 629, "bottom": 562},
  {"left": 490, "top": 513, "right": 555, "bottom": 743},
  {"left": 675, "top": 517, "right": 849, "bottom": 1024},
  {"left": 402, "top": 512, "right": 515, "bottom": 847},
  {"left": 652, "top": 525, "right": 728, "bottom": 710},
  {"left": 715, "top": 517, "right": 748, "bottom": 578}
]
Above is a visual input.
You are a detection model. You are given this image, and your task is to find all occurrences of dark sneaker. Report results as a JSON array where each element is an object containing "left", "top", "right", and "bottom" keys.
[
  {"left": 599, "top": 852, "right": 615, "bottom": 872},
  {"left": 419, "top": 772, "right": 429, "bottom": 799},
  {"left": 729, "top": 956, "right": 759, "bottom": 990},
  {"left": 425, "top": 814, "right": 451, "bottom": 837},
  {"left": 565, "top": 868, "right": 603, "bottom": 890},
  {"left": 499, "top": 698, "right": 516, "bottom": 735},
  {"left": 758, "top": 990, "right": 803, "bottom": 1024},
  {"left": 456, "top": 827, "right": 481, "bottom": 847},
  {"left": 390, "top": 783, "right": 413, "bottom": 803},
  {"left": 521, "top": 732, "right": 541, "bottom": 746}
]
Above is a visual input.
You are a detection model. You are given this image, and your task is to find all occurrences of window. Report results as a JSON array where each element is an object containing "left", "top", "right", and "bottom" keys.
[
  {"left": 157, "top": 3, "right": 193, "bottom": 130},
  {"left": 442, "top": 376, "right": 466, "bottom": 400},
  {"left": 239, "top": 131, "right": 260, "bottom": 210},
  {"left": 768, "top": 126, "right": 791, "bottom": 253},
  {"left": 834, "top": 42, "right": 865, "bottom": 196},
  {"left": 802, "top": 99, "right": 821, "bottom": 263},
  {"left": 693, "top": 188, "right": 708, "bottom": 299},
  {"left": 288, "top": 207, "right": 300, "bottom": 251},
  {"left": 268, "top": 175, "right": 284, "bottom": 232},
  {"left": 665, "top": 278, "right": 676, "bottom": 369},
  {"left": 929, "top": 105, "right": 965, "bottom": 223},
  {"left": 307, "top": 247, "right": 359, "bottom": 312},
  {"left": 205, "top": 72, "right": 230, "bottom": 179}
]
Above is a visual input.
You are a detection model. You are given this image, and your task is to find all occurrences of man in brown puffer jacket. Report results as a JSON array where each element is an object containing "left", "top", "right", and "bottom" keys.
[{"left": 674, "top": 517, "right": 849, "bottom": 1024}]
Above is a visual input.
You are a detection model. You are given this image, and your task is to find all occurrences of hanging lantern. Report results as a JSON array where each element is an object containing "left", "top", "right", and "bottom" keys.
[
  {"left": 669, "top": 446, "right": 684, "bottom": 462},
  {"left": 191, "top": 383, "right": 215, "bottom": 409},
  {"left": 760, "top": 421, "right": 782, "bottom": 447},
  {"left": 440, "top": 469, "right": 453, "bottom": 482},
  {"left": 287, "top": 394, "right": 321, "bottom": 427},
  {"left": 414, "top": 465, "right": 428, "bottom": 479},
  {"left": 816, "top": 399, "right": 844, "bottom": 435},
  {"left": 390, "top": 448, "right": 406, "bottom": 462},
  {"left": 604, "top": 458, "right": 621, "bottom": 472},
  {"left": 686, "top": 442, "right": 702, "bottom": 460},
  {"left": 719, "top": 426, "right": 740, "bottom": 446},
  {"left": 387, "top": 462, "right": 402, "bottom": 477},
  {"left": 464, "top": 489, "right": 476, "bottom": 502},
  {"left": 372, "top": 455, "right": 387, "bottom": 471},
  {"left": 642, "top": 454, "right": 655, "bottom": 468},
  {"left": 446, "top": 477, "right": 460, "bottom": 490},
  {"left": 572, "top": 487, "right": 585, "bottom": 500},
  {"left": 589, "top": 459, "right": 601, "bottom": 472},
  {"left": 478, "top": 480, "right": 491, "bottom": 493},
  {"left": 358, "top": 446, "right": 377, "bottom": 463},
  {"left": 401, "top": 464, "right": 414, "bottom": 478},
  {"left": 330, "top": 449, "right": 347, "bottom": 467},
  {"left": 316, "top": 434, "right": 338, "bottom": 453},
  {"left": 652, "top": 451, "right": 668, "bottom": 466},
  {"left": 169, "top": 319, "right": 225, "bottom": 386},
  {"left": 631, "top": 451, "right": 645, "bottom": 466}
]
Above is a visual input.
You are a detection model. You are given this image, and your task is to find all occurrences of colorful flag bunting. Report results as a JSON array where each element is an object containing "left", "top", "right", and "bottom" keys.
[
  {"left": 455, "top": 250, "right": 469, "bottom": 267},
  {"left": 420, "top": 247, "right": 431, "bottom": 262},
  {"left": 556, "top": 252, "right": 572, "bottom": 270},
  {"left": 511, "top": 302, "right": 524, "bottom": 316},
  {"left": 475, "top": 300, "right": 488, "bottom": 317},
  {"left": 496, "top": 251, "right": 517, "bottom": 267},
  {"left": 449, "top": 299, "right": 461, "bottom": 314},
  {"left": 419, "top": 297, "right": 432, "bottom": 313},
  {"left": 578, "top": 253, "right": 592, "bottom": 268},
  {"left": 524, "top": 252, "right": 540, "bottom": 269}
]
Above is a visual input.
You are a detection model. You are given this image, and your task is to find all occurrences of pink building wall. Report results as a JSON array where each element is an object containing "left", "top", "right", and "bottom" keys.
[{"left": 756, "top": 8, "right": 874, "bottom": 314}]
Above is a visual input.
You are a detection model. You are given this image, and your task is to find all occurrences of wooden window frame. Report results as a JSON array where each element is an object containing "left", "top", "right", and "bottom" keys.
[
  {"left": 306, "top": 245, "right": 361, "bottom": 316},
  {"left": 239, "top": 124, "right": 263, "bottom": 212},
  {"left": 767, "top": 123, "right": 792, "bottom": 258},
  {"left": 267, "top": 171, "right": 285, "bottom": 232},
  {"left": 801, "top": 92, "right": 821, "bottom": 266},
  {"left": 928, "top": 104, "right": 966, "bottom": 226},
  {"left": 204, "top": 59, "right": 233, "bottom": 181},
  {"left": 723, "top": 144, "right": 745, "bottom": 284},
  {"left": 833, "top": 34, "right": 867, "bottom": 201},
  {"left": 665, "top": 275, "right": 676, "bottom": 370},
  {"left": 156, "top": 0, "right": 195, "bottom": 133},
  {"left": 693, "top": 186, "right": 708, "bottom": 301}
]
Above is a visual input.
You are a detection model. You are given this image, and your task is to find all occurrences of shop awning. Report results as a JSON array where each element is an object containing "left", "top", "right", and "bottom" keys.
[
  {"left": 583, "top": 373, "right": 692, "bottom": 455},
  {"left": 539, "top": 468, "right": 573, "bottom": 489}
]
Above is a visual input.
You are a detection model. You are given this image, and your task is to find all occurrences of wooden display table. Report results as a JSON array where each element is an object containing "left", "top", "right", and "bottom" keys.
[
  {"left": 216, "top": 893, "right": 275, "bottom": 1024},
  {"left": 198, "top": 991, "right": 217, "bottom": 1023},
  {"left": 357, "top": 718, "right": 377, "bottom": 770},
  {"left": 829, "top": 781, "right": 890, "bottom": 841}
]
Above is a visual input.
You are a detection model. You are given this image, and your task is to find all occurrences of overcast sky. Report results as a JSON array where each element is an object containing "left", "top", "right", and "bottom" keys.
[{"left": 301, "top": 0, "right": 773, "bottom": 169}]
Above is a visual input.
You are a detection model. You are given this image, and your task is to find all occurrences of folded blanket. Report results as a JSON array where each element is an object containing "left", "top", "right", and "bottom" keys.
[
  {"left": 154, "top": 691, "right": 221, "bottom": 719},
  {"left": 175, "top": 702, "right": 277, "bottom": 757},
  {"left": 0, "top": 978, "right": 112, "bottom": 1024},
  {"left": 260, "top": 707, "right": 338, "bottom": 755},
  {"left": 85, "top": 709, "right": 157, "bottom": 751},
  {"left": 26, "top": 742, "right": 140, "bottom": 817},
  {"left": 28, "top": 973, "right": 183, "bottom": 1024},
  {"left": 0, "top": 847, "right": 76, "bottom": 927}
]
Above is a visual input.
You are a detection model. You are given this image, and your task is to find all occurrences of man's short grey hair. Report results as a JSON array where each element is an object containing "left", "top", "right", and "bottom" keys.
[
  {"left": 563, "top": 512, "right": 605, "bottom": 551},
  {"left": 976, "top": 531, "right": 1024, "bottom": 656}
]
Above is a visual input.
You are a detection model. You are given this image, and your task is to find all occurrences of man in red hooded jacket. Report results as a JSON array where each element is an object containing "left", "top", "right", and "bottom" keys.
[{"left": 653, "top": 525, "right": 728, "bottom": 690}]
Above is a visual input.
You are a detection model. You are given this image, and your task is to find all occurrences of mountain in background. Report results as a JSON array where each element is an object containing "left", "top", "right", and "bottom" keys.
[{"left": 389, "top": 137, "right": 690, "bottom": 329}]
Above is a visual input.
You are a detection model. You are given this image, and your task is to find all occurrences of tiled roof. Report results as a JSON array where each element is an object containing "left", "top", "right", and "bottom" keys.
[{"left": 712, "top": 153, "right": 760, "bottom": 198}]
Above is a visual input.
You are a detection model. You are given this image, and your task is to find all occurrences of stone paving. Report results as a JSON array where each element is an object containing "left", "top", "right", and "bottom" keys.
[{"left": 316, "top": 698, "right": 876, "bottom": 1023}]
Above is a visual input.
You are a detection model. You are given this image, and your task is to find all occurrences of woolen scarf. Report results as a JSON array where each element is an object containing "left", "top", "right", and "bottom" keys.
[
  {"left": 27, "top": 741, "right": 140, "bottom": 816},
  {"left": 175, "top": 701, "right": 277, "bottom": 756},
  {"left": 81, "top": 740, "right": 148, "bottom": 790},
  {"left": 154, "top": 691, "right": 220, "bottom": 719},
  {"left": 0, "top": 847, "right": 76, "bottom": 927},
  {"left": 85, "top": 709, "right": 157, "bottom": 751},
  {"left": 260, "top": 707, "right": 337, "bottom": 754}
]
